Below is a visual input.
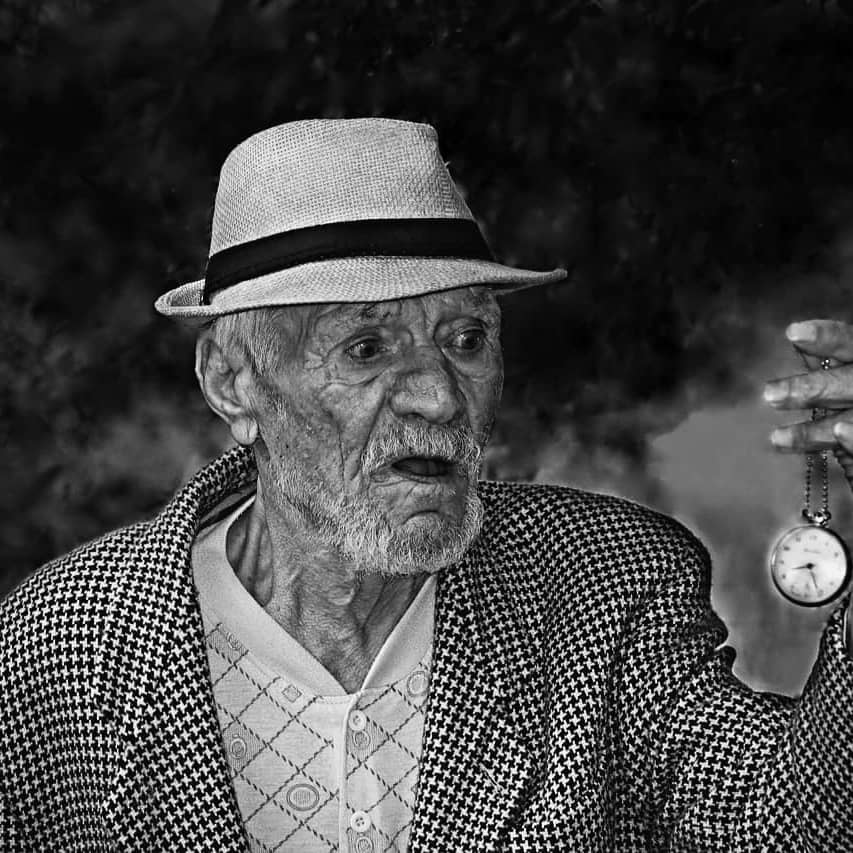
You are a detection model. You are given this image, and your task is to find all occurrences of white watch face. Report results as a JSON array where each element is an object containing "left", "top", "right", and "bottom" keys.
[{"left": 770, "top": 525, "right": 851, "bottom": 606}]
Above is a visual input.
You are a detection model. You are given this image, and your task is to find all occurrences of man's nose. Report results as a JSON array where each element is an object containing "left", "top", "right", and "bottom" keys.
[{"left": 389, "top": 351, "right": 462, "bottom": 425}]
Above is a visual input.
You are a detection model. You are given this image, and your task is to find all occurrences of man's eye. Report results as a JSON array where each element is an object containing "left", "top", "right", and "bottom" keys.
[
  {"left": 452, "top": 328, "right": 486, "bottom": 352},
  {"left": 345, "top": 338, "right": 386, "bottom": 361}
]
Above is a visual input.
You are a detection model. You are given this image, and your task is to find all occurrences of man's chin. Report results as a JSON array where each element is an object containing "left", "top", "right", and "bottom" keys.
[
  {"left": 351, "top": 537, "right": 464, "bottom": 578},
  {"left": 349, "top": 495, "right": 484, "bottom": 577},
  {"left": 389, "top": 505, "right": 463, "bottom": 532}
]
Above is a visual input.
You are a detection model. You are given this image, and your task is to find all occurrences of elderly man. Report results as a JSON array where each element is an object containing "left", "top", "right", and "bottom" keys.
[{"left": 1, "top": 119, "right": 853, "bottom": 852}]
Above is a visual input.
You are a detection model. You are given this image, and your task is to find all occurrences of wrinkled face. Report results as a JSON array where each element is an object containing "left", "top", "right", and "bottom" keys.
[{"left": 252, "top": 286, "right": 503, "bottom": 575}]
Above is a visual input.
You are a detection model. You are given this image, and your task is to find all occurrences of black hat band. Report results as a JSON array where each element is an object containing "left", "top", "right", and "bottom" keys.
[{"left": 203, "top": 218, "right": 494, "bottom": 304}]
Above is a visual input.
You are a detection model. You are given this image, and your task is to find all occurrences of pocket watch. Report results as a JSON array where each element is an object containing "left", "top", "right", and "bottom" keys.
[
  {"left": 769, "top": 523, "right": 850, "bottom": 607},
  {"left": 769, "top": 357, "right": 852, "bottom": 607}
]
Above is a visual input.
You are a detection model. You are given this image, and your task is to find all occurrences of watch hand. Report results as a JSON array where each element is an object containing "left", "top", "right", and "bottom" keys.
[{"left": 790, "top": 563, "right": 816, "bottom": 570}]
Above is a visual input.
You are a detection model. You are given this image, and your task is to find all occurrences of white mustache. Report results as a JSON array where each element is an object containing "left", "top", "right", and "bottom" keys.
[{"left": 361, "top": 422, "right": 482, "bottom": 474}]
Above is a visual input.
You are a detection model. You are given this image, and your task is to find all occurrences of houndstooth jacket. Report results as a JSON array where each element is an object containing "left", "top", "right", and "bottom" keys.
[{"left": 2, "top": 445, "right": 853, "bottom": 852}]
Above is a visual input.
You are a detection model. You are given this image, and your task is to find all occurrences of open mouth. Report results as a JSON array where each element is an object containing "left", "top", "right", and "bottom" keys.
[{"left": 390, "top": 456, "right": 456, "bottom": 479}]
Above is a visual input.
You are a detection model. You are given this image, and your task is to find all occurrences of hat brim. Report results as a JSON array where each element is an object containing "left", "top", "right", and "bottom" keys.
[{"left": 155, "top": 256, "right": 568, "bottom": 320}]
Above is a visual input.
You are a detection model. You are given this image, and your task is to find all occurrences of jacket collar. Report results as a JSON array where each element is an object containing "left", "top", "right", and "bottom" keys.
[{"left": 409, "top": 528, "right": 543, "bottom": 850}]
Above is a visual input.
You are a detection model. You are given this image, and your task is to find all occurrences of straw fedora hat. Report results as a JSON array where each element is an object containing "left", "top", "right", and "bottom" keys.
[{"left": 155, "top": 118, "right": 567, "bottom": 319}]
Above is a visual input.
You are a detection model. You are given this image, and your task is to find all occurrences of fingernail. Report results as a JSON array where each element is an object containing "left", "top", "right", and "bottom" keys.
[
  {"left": 763, "top": 383, "right": 786, "bottom": 404},
  {"left": 770, "top": 428, "right": 793, "bottom": 448},
  {"left": 786, "top": 322, "right": 815, "bottom": 343},
  {"left": 834, "top": 422, "right": 853, "bottom": 442}
]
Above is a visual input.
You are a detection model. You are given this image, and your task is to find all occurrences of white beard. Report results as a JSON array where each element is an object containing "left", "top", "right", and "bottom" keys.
[{"left": 266, "top": 420, "right": 485, "bottom": 576}]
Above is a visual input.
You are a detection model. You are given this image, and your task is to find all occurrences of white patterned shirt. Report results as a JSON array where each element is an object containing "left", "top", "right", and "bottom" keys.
[{"left": 192, "top": 497, "right": 435, "bottom": 853}]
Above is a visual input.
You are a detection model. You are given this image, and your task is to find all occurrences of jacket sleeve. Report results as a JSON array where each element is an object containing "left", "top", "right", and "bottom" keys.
[
  {"left": 614, "top": 526, "right": 853, "bottom": 851},
  {"left": 0, "top": 790, "right": 24, "bottom": 851}
]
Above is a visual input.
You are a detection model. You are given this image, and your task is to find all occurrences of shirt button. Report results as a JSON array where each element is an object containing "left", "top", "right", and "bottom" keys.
[
  {"left": 348, "top": 710, "right": 367, "bottom": 732},
  {"left": 355, "top": 836, "right": 374, "bottom": 853},
  {"left": 351, "top": 729, "right": 371, "bottom": 750},
  {"left": 350, "top": 810, "right": 372, "bottom": 833},
  {"left": 229, "top": 736, "right": 247, "bottom": 759},
  {"left": 406, "top": 669, "right": 429, "bottom": 698}
]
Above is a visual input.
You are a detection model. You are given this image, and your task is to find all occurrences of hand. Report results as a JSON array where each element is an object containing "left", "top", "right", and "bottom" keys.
[
  {"left": 763, "top": 320, "right": 853, "bottom": 484},
  {"left": 765, "top": 320, "right": 853, "bottom": 651}
]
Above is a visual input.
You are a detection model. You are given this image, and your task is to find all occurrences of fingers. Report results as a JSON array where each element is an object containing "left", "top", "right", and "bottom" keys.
[
  {"left": 764, "top": 364, "right": 853, "bottom": 410},
  {"left": 772, "top": 413, "right": 853, "bottom": 452},
  {"left": 786, "top": 320, "right": 853, "bottom": 361},
  {"left": 766, "top": 320, "right": 853, "bottom": 457}
]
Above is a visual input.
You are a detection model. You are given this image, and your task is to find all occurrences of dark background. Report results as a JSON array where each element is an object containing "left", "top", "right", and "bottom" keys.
[{"left": 4, "top": 0, "right": 853, "bottom": 693}]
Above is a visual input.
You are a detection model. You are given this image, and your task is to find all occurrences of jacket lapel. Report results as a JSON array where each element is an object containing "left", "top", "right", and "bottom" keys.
[
  {"left": 92, "top": 447, "right": 254, "bottom": 850},
  {"left": 409, "top": 541, "right": 541, "bottom": 852}
]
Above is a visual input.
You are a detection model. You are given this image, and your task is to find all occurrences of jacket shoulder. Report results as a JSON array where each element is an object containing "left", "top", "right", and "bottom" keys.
[
  {"left": 0, "top": 522, "right": 152, "bottom": 665},
  {"left": 477, "top": 479, "right": 709, "bottom": 590}
]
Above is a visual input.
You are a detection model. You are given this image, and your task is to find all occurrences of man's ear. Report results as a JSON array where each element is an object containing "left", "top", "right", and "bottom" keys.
[{"left": 195, "top": 335, "right": 260, "bottom": 446}]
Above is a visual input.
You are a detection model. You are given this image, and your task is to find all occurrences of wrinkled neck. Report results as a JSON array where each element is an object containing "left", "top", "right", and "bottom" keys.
[{"left": 225, "top": 474, "right": 428, "bottom": 692}]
